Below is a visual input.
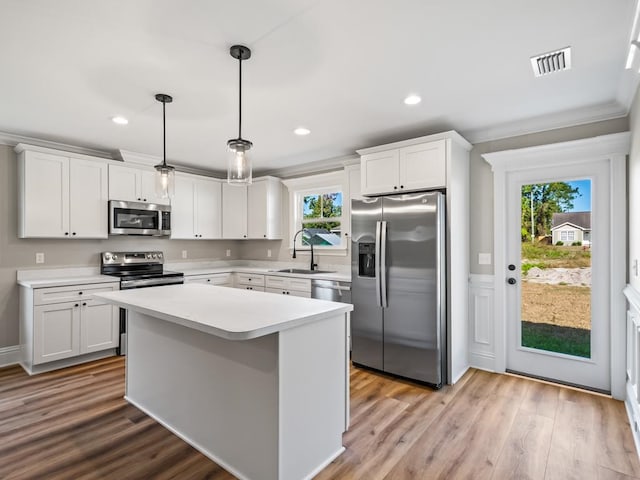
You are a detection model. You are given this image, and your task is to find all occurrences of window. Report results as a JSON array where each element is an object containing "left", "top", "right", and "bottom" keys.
[
  {"left": 561, "top": 231, "right": 567, "bottom": 241},
  {"left": 560, "top": 230, "right": 575, "bottom": 242},
  {"left": 299, "top": 190, "right": 343, "bottom": 247}
]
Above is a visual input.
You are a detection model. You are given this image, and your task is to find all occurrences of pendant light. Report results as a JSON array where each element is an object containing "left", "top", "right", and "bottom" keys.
[
  {"left": 154, "top": 93, "right": 175, "bottom": 199},
  {"left": 227, "top": 45, "right": 253, "bottom": 185}
]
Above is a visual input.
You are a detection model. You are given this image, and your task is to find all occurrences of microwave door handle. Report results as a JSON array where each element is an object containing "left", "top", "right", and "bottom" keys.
[{"left": 375, "top": 221, "right": 382, "bottom": 308}]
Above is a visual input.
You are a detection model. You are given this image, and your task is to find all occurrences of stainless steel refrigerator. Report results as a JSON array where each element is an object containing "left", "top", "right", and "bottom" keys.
[{"left": 351, "top": 191, "right": 446, "bottom": 388}]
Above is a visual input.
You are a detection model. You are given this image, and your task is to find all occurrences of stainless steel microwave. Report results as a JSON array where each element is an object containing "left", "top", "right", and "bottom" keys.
[{"left": 109, "top": 200, "right": 171, "bottom": 236}]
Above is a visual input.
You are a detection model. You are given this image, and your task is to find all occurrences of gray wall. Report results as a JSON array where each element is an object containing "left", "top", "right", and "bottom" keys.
[
  {"left": 468, "top": 116, "right": 630, "bottom": 275},
  {"left": 0, "top": 144, "right": 239, "bottom": 347}
]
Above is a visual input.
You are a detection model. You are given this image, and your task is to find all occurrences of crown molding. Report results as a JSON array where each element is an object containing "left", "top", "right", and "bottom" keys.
[
  {"left": 0, "top": 131, "right": 114, "bottom": 159},
  {"left": 463, "top": 102, "right": 629, "bottom": 145},
  {"left": 258, "top": 154, "right": 359, "bottom": 179}
]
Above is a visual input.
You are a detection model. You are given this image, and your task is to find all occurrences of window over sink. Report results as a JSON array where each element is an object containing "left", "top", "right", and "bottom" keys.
[{"left": 300, "top": 191, "right": 343, "bottom": 247}]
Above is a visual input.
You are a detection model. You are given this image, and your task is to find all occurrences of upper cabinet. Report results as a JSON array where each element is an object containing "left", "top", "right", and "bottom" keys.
[
  {"left": 360, "top": 139, "right": 446, "bottom": 195},
  {"left": 16, "top": 145, "right": 108, "bottom": 239},
  {"left": 171, "top": 173, "right": 222, "bottom": 240},
  {"left": 222, "top": 177, "right": 282, "bottom": 239},
  {"left": 108, "top": 164, "right": 170, "bottom": 206}
]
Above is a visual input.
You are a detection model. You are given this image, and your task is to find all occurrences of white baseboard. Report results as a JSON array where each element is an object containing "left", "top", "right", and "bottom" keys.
[
  {"left": 0, "top": 345, "right": 20, "bottom": 368},
  {"left": 469, "top": 351, "right": 497, "bottom": 373}
]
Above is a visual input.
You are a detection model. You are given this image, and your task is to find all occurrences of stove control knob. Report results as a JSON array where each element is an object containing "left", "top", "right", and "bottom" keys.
[
  {"left": 152, "top": 254, "right": 158, "bottom": 259},
  {"left": 113, "top": 255, "right": 118, "bottom": 260},
  {"left": 147, "top": 254, "right": 152, "bottom": 259},
  {"left": 158, "top": 253, "right": 163, "bottom": 258},
  {"left": 105, "top": 254, "right": 111, "bottom": 261}
]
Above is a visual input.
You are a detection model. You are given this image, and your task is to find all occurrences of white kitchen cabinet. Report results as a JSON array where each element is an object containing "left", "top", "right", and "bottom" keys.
[
  {"left": 247, "top": 177, "right": 282, "bottom": 239},
  {"left": 222, "top": 176, "right": 282, "bottom": 239},
  {"left": 171, "top": 173, "right": 222, "bottom": 239},
  {"left": 222, "top": 183, "right": 248, "bottom": 239},
  {"left": 108, "top": 163, "right": 170, "bottom": 205},
  {"left": 360, "top": 139, "right": 446, "bottom": 195},
  {"left": 21, "top": 282, "right": 119, "bottom": 374},
  {"left": 184, "top": 273, "right": 232, "bottom": 286},
  {"left": 234, "top": 273, "right": 265, "bottom": 292},
  {"left": 16, "top": 145, "right": 108, "bottom": 239},
  {"left": 265, "top": 275, "right": 311, "bottom": 298}
]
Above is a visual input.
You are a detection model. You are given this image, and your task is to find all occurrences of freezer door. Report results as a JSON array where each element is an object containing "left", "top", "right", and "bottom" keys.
[
  {"left": 351, "top": 197, "right": 383, "bottom": 370},
  {"left": 382, "top": 192, "right": 445, "bottom": 386}
]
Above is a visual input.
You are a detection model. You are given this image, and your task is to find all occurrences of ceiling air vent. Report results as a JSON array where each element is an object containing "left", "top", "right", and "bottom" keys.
[{"left": 530, "top": 47, "right": 571, "bottom": 77}]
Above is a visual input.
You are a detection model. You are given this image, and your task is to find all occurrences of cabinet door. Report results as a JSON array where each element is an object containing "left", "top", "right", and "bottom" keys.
[
  {"left": 108, "top": 164, "right": 140, "bottom": 202},
  {"left": 288, "top": 290, "right": 311, "bottom": 298},
  {"left": 140, "top": 169, "right": 171, "bottom": 206},
  {"left": 360, "top": 150, "right": 400, "bottom": 195},
  {"left": 170, "top": 175, "right": 196, "bottom": 239},
  {"left": 33, "top": 302, "right": 80, "bottom": 364},
  {"left": 80, "top": 299, "right": 119, "bottom": 354},
  {"left": 399, "top": 140, "right": 446, "bottom": 191},
  {"left": 21, "top": 151, "right": 69, "bottom": 237},
  {"left": 69, "top": 158, "right": 108, "bottom": 238},
  {"left": 247, "top": 181, "right": 267, "bottom": 239},
  {"left": 222, "top": 183, "right": 248, "bottom": 239},
  {"left": 195, "top": 178, "right": 222, "bottom": 239}
]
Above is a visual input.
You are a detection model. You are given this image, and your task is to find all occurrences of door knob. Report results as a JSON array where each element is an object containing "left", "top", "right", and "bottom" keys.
[{"left": 507, "top": 278, "right": 517, "bottom": 285}]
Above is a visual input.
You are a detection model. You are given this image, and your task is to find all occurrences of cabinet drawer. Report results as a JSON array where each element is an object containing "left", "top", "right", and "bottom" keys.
[
  {"left": 239, "top": 285, "right": 265, "bottom": 292},
  {"left": 235, "top": 273, "right": 265, "bottom": 287},
  {"left": 185, "top": 273, "right": 232, "bottom": 286},
  {"left": 266, "top": 287, "right": 311, "bottom": 298},
  {"left": 34, "top": 283, "right": 118, "bottom": 306},
  {"left": 265, "top": 275, "right": 311, "bottom": 293}
]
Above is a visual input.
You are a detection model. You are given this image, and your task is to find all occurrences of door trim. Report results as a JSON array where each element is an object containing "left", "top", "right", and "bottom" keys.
[{"left": 483, "top": 131, "right": 629, "bottom": 399}]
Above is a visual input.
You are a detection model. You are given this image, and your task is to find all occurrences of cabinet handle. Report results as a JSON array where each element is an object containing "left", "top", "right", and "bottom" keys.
[
  {"left": 78, "top": 292, "right": 83, "bottom": 295},
  {"left": 72, "top": 232, "right": 76, "bottom": 236},
  {"left": 74, "top": 303, "right": 79, "bottom": 307},
  {"left": 393, "top": 186, "right": 397, "bottom": 190},
  {"left": 82, "top": 302, "right": 87, "bottom": 306},
  {"left": 400, "top": 185, "right": 404, "bottom": 189},
  {"left": 207, "top": 279, "right": 210, "bottom": 282},
  {"left": 137, "top": 198, "right": 141, "bottom": 201},
  {"left": 243, "top": 235, "right": 247, "bottom": 238},
  {"left": 143, "top": 198, "right": 147, "bottom": 202},
  {"left": 65, "top": 232, "right": 69, "bottom": 236},
  {"left": 263, "top": 234, "right": 266, "bottom": 238}
]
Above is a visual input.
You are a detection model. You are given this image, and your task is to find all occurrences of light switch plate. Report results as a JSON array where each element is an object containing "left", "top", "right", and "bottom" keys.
[
  {"left": 267, "top": 249, "right": 272, "bottom": 258},
  {"left": 478, "top": 253, "right": 491, "bottom": 265},
  {"left": 35, "top": 252, "right": 45, "bottom": 264},
  {"left": 181, "top": 250, "right": 188, "bottom": 259},
  {"left": 226, "top": 249, "right": 231, "bottom": 257}
]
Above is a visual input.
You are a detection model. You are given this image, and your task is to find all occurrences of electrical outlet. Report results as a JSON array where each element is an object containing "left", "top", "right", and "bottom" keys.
[
  {"left": 182, "top": 250, "right": 188, "bottom": 259},
  {"left": 226, "top": 249, "right": 231, "bottom": 257},
  {"left": 35, "top": 252, "right": 45, "bottom": 264},
  {"left": 634, "top": 259, "right": 639, "bottom": 277},
  {"left": 267, "top": 249, "right": 272, "bottom": 258},
  {"left": 478, "top": 253, "right": 491, "bottom": 265}
]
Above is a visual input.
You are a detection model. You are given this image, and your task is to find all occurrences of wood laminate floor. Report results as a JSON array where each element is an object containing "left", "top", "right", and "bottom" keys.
[{"left": 0, "top": 357, "right": 638, "bottom": 479}]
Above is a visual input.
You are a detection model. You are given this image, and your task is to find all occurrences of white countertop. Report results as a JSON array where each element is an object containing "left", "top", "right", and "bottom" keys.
[
  {"left": 179, "top": 265, "right": 351, "bottom": 282},
  {"left": 17, "top": 267, "right": 120, "bottom": 288},
  {"left": 95, "top": 283, "right": 353, "bottom": 340}
]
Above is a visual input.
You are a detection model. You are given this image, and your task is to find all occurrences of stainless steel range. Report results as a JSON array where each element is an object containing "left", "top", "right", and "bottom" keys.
[{"left": 101, "top": 251, "right": 184, "bottom": 354}]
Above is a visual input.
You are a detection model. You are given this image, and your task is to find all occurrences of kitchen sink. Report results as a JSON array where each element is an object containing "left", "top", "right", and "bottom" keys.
[{"left": 273, "top": 268, "right": 336, "bottom": 274}]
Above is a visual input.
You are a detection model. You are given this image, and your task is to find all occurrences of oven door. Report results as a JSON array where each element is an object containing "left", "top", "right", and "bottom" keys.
[{"left": 109, "top": 200, "right": 171, "bottom": 236}]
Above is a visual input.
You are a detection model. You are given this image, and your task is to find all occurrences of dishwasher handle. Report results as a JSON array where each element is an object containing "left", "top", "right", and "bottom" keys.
[{"left": 316, "top": 284, "right": 351, "bottom": 291}]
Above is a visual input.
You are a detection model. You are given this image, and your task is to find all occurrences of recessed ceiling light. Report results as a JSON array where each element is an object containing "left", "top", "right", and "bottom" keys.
[
  {"left": 294, "top": 127, "right": 311, "bottom": 136},
  {"left": 404, "top": 95, "right": 421, "bottom": 105},
  {"left": 111, "top": 116, "right": 129, "bottom": 125}
]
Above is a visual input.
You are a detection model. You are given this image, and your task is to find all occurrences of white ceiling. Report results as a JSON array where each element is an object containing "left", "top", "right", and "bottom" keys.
[{"left": 0, "top": 0, "right": 637, "bottom": 175}]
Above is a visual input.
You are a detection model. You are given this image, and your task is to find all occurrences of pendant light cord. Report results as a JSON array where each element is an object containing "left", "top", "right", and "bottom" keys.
[
  {"left": 238, "top": 55, "right": 243, "bottom": 139},
  {"left": 162, "top": 99, "right": 167, "bottom": 167}
]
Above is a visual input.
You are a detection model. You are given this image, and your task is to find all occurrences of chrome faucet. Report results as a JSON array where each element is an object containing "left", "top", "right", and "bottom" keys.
[{"left": 292, "top": 228, "right": 318, "bottom": 271}]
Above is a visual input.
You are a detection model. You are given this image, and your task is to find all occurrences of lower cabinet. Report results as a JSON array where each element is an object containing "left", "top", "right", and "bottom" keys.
[
  {"left": 184, "top": 273, "right": 232, "bottom": 287},
  {"left": 234, "top": 273, "right": 265, "bottom": 292},
  {"left": 265, "top": 276, "right": 311, "bottom": 298},
  {"left": 21, "top": 282, "right": 119, "bottom": 373}
]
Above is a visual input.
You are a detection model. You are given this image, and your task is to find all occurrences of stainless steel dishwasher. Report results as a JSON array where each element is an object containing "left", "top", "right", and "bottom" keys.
[{"left": 311, "top": 279, "right": 352, "bottom": 303}]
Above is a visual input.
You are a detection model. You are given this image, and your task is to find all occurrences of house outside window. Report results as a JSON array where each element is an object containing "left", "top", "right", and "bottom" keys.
[
  {"left": 560, "top": 231, "right": 575, "bottom": 242},
  {"left": 298, "top": 190, "right": 343, "bottom": 248}
]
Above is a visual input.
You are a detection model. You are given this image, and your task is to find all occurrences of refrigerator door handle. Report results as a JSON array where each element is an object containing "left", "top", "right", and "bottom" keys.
[
  {"left": 380, "top": 220, "right": 388, "bottom": 308},
  {"left": 375, "top": 221, "right": 382, "bottom": 307}
]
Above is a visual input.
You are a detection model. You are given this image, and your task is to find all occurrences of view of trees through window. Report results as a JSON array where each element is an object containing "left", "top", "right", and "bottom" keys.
[
  {"left": 300, "top": 192, "right": 342, "bottom": 247},
  {"left": 520, "top": 179, "right": 592, "bottom": 358}
]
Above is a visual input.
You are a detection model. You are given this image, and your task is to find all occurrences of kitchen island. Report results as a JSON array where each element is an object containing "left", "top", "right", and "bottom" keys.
[{"left": 95, "top": 283, "right": 353, "bottom": 480}]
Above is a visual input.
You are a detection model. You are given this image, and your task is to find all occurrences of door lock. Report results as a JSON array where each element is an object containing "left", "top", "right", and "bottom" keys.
[
  {"left": 507, "top": 278, "right": 517, "bottom": 285},
  {"left": 508, "top": 264, "right": 516, "bottom": 271}
]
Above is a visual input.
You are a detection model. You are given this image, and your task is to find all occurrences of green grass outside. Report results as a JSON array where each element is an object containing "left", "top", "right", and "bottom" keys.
[
  {"left": 521, "top": 321, "right": 590, "bottom": 358},
  {"left": 521, "top": 243, "right": 591, "bottom": 271}
]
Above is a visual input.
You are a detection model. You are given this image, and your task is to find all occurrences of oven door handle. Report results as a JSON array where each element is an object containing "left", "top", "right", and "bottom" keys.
[{"left": 120, "top": 278, "right": 184, "bottom": 289}]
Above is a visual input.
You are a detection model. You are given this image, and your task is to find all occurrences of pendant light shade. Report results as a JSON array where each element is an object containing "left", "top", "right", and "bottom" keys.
[
  {"left": 227, "top": 45, "right": 253, "bottom": 185},
  {"left": 154, "top": 93, "right": 175, "bottom": 199}
]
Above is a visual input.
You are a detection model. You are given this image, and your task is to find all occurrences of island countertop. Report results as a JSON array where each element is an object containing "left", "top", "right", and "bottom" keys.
[{"left": 95, "top": 283, "right": 353, "bottom": 341}]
